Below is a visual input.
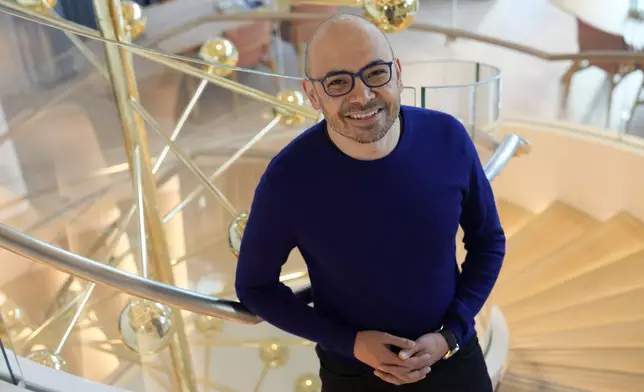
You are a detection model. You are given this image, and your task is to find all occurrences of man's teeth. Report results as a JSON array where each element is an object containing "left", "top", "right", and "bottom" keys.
[{"left": 347, "top": 109, "right": 379, "bottom": 119}]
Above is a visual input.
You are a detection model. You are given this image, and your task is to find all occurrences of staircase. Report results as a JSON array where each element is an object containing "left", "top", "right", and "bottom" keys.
[{"left": 482, "top": 199, "right": 644, "bottom": 392}]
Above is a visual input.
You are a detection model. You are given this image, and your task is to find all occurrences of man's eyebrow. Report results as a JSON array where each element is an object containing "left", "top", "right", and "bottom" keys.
[{"left": 321, "top": 59, "right": 389, "bottom": 78}]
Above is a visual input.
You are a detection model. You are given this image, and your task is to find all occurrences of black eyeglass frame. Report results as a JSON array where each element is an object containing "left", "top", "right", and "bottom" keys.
[{"left": 307, "top": 60, "right": 396, "bottom": 98}]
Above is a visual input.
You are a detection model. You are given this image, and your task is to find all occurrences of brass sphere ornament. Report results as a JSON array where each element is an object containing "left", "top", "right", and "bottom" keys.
[
  {"left": 27, "top": 350, "right": 66, "bottom": 371},
  {"left": 273, "top": 89, "right": 306, "bottom": 126},
  {"left": 228, "top": 212, "right": 248, "bottom": 258},
  {"left": 16, "top": 0, "right": 56, "bottom": 11},
  {"left": 194, "top": 314, "right": 225, "bottom": 336},
  {"left": 199, "top": 38, "right": 239, "bottom": 77},
  {"left": 259, "top": 341, "right": 289, "bottom": 368},
  {"left": 295, "top": 373, "right": 322, "bottom": 392},
  {"left": 0, "top": 297, "right": 23, "bottom": 330},
  {"left": 121, "top": 0, "right": 146, "bottom": 40},
  {"left": 362, "top": 0, "right": 419, "bottom": 33},
  {"left": 118, "top": 299, "right": 173, "bottom": 354}
]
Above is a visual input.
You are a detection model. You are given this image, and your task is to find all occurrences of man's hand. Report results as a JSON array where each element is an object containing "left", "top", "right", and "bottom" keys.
[
  {"left": 398, "top": 332, "right": 449, "bottom": 366},
  {"left": 354, "top": 331, "right": 432, "bottom": 385}
]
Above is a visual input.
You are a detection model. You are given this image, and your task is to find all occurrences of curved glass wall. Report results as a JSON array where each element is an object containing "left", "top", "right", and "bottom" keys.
[{"left": 403, "top": 60, "right": 502, "bottom": 138}]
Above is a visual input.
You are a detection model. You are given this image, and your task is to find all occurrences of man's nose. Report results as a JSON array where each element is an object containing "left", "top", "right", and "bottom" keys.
[{"left": 348, "top": 77, "right": 375, "bottom": 104}]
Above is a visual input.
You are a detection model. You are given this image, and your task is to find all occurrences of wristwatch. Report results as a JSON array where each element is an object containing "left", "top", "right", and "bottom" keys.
[{"left": 437, "top": 326, "right": 460, "bottom": 359}]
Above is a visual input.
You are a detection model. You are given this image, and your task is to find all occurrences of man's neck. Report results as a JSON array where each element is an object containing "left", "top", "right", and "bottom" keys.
[{"left": 327, "top": 117, "right": 401, "bottom": 161}]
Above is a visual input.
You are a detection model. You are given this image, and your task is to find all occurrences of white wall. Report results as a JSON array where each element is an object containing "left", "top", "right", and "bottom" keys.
[{"left": 492, "top": 117, "right": 644, "bottom": 222}]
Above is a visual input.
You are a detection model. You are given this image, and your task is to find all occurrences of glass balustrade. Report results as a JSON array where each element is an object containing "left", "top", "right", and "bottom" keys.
[{"left": 404, "top": 60, "right": 502, "bottom": 139}]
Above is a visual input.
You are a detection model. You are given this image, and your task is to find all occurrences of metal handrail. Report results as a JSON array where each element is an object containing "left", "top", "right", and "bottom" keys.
[{"left": 0, "top": 134, "right": 528, "bottom": 324}]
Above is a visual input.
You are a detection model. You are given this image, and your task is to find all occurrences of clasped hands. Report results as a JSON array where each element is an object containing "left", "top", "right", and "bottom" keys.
[{"left": 354, "top": 330, "right": 449, "bottom": 385}]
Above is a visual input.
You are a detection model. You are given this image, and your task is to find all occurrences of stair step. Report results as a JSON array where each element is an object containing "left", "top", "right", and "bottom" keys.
[
  {"left": 457, "top": 199, "right": 533, "bottom": 263},
  {"left": 502, "top": 249, "right": 644, "bottom": 323},
  {"left": 510, "top": 348, "right": 644, "bottom": 375},
  {"left": 509, "top": 287, "right": 644, "bottom": 337},
  {"left": 497, "top": 199, "right": 537, "bottom": 236},
  {"left": 495, "top": 202, "right": 597, "bottom": 285},
  {"left": 495, "top": 213, "right": 644, "bottom": 306},
  {"left": 508, "top": 362, "right": 644, "bottom": 392},
  {"left": 512, "top": 319, "right": 644, "bottom": 349},
  {"left": 501, "top": 373, "right": 587, "bottom": 392},
  {"left": 497, "top": 379, "right": 544, "bottom": 392}
]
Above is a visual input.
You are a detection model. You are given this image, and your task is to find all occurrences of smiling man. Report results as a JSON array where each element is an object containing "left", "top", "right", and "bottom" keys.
[{"left": 235, "top": 13, "right": 505, "bottom": 392}]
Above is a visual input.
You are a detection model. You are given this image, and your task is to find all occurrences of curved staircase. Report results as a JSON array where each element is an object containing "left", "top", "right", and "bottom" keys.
[{"left": 484, "top": 199, "right": 644, "bottom": 392}]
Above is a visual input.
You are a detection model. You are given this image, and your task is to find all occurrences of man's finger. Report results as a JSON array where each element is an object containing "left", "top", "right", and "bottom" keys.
[
  {"left": 407, "top": 366, "right": 431, "bottom": 380},
  {"left": 373, "top": 370, "right": 403, "bottom": 385},
  {"left": 403, "top": 353, "right": 432, "bottom": 367},
  {"left": 399, "top": 345, "right": 423, "bottom": 360},
  {"left": 377, "top": 364, "right": 409, "bottom": 376},
  {"left": 374, "top": 366, "right": 431, "bottom": 385},
  {"left": 382, "top": 333, "right": 416, "bottom": 349},
  {"left": 379, "top": 349, "right": 410, "bottom": 367},
  {"left": 378, "top": 364, "right": 431, "bottom": 378}
]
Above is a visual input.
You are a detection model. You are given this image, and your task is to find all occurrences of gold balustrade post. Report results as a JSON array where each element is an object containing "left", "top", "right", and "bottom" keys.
[{"left": 91, "top": 0, "right": 197, "bottom": 391}]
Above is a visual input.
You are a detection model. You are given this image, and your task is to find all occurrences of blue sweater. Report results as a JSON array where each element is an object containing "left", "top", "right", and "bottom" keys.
[{"left": 235, "top": 106, "right": 505, "bottom": 364}]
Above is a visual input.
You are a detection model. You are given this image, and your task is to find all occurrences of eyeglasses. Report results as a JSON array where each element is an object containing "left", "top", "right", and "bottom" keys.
[{"left": 308, "top": 61, "right": 394, "bottom": 97}]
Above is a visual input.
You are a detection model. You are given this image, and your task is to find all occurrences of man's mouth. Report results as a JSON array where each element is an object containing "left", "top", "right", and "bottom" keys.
[{"left": 344, "top": 108, "right": 383, "bottom": 120}]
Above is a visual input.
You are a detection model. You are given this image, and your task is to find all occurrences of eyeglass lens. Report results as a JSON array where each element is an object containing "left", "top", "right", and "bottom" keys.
[{"left": 323, "top": 63, "right": 392, "bottom": 96}]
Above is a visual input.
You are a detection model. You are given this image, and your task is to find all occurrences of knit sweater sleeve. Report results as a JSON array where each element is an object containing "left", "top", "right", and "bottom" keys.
[
  {"left": 234, "top": 173, "right": 359, "bottom": 358},
  {"left": 443, "top": 121, "right": 506, "bottom": 344}
]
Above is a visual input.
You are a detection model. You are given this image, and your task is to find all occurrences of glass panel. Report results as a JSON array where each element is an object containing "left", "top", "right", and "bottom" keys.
[{"left": 404, "top": 60, "right": 501, "bottom": 139}]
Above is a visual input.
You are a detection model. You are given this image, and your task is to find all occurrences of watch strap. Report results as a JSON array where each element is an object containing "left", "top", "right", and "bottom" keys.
[{"left": 437, "top": 326, "right": 459, "bottom": 359}]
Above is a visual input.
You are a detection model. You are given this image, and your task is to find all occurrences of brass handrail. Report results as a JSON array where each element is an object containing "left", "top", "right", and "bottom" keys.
[{"left": 0, "top": 134, "right": 527, "bottom": 323}]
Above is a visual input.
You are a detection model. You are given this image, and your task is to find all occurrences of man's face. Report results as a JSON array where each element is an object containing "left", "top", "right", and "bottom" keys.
[{"left": 302, "top": 29, "right": 402, "bottom": 144}]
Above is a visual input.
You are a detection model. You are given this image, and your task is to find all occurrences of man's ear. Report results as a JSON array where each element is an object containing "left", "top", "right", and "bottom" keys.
[
  {"left": 302, "top": 79, "right": 321, "bottom": 110},
  {"left": 394, "top": 58, "right": 403, "bottom": 92}
]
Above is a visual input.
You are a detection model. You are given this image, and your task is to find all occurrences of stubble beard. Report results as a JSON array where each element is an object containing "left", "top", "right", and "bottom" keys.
[{"left": 323, "top": 99, "right": 401, "bottom": 145}]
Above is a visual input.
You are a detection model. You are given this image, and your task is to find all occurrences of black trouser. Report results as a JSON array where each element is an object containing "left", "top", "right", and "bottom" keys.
[{"left": 316, "top": 335, "right": 494, "bottom": 392}]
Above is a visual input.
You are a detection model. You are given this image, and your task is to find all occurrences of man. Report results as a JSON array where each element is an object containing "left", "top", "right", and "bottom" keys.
[{"left": 235, "top": 13, "right": 505, "bottom": 391}]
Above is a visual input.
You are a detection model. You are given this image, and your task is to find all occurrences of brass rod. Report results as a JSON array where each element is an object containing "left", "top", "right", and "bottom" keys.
[
  {"left": 153, "top": 78, "right": 209, "bottom": 173},
  {"left": 93, "top": 0, "right": 197, "bottom": 390},
  {"left": 50, "top": 9, "right": 110, "bottom": 79},
  {"left": 49, "top": 202, "right": 135, "bottom": 318},
  {"left": 46, "top": 213, "right": 120, "bottom": 316},
  {"left": 0, "top": 2, "right": 318, "bottom": 119},
  {"left": 100, "top": 75, "right": 206, "bottom": 264},
  {"left": 129, "top": 99, "right": 238, "bottom": 217},
  {"left": 253, "top": 364, "right": 270, "bottom": 392},
  {"left": 162, "top": 115, "right": 281, "bottom": 224},
  {"left": 132, "top": 146, "right": 149, "bottom": 278},
  {"left": 35, "top": 196, "right": 137, "bottom": 354},
  {"left": 53, "top": 281, "right": 95, "bottom": 355},
  {"left": 21, "top": 293, "right": 83, "bottom": 351}
]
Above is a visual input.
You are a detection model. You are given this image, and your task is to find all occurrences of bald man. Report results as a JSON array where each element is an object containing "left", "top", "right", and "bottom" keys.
[{"left": 235, "top": 14, "right": 503, "bottom": 392}]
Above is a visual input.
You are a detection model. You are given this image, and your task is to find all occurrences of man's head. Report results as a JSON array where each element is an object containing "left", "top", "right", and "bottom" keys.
[{"left": 302, "top": 14, "right": 403, "bottom": 144}]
